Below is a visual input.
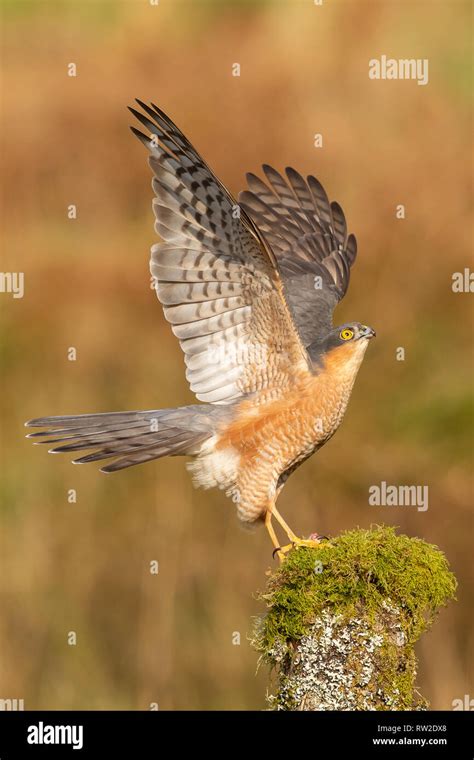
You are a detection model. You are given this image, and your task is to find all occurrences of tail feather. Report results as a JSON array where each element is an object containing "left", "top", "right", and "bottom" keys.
[
  {"left": 26, "top": 418, "right": 153, "bottom": 439},
  {"left": 26, "top": 420, "right": 158, "bottom": 448},
  {"left": 25, "top": 406, "right": 231, "bottom": 473}
]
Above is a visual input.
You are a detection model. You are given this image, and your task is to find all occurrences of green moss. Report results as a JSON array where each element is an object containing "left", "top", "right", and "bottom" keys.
[
  {"left": 375, "top": 637, "right": 426, "bottom": 711},
  {"left": 255, "top": 525, "right": 457, "bottom": 656},
  {"left": 253, "top": 526, "right": 456, "bottom": 710}
]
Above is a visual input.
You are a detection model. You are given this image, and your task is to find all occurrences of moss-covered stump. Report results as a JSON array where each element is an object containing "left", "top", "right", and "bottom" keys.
[{"left": 253, "top": 526, "right": 457, "bottom": 711}]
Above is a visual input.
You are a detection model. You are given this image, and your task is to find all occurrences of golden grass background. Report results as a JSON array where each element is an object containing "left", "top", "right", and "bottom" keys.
[{"left": 1, "top": 0, "right": 472, "bottom": 709}]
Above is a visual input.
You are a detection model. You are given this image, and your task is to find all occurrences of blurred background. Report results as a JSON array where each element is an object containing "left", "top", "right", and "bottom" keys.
[{"left": 0, "top": 0, "right": 472, "bottom": 709}]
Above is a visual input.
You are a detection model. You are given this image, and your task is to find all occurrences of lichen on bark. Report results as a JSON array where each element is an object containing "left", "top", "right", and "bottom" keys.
[{"left": 252, "top": 525, "right": 457, "bottom": 710}]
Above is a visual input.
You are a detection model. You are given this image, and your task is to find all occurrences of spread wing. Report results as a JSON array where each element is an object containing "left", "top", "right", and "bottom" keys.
[
  {"left": 129, "top": 101, "right": 309, "bottom": 404},
  {"left": 239, "top": 165, "right": 357, "bottom": 348}
]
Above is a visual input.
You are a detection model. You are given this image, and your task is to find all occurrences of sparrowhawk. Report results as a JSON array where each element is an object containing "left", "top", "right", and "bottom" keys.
[{"left": 26, "top": 101, "right": 376, "bottom": 559}]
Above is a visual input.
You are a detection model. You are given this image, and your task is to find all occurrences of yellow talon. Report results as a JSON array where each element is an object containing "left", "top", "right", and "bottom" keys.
[
  {"left": 266, "top": 501, "right": 329, "bottom": 563},
  {"left": 278, "top": 536, "right": 325, "bottom": 554}
]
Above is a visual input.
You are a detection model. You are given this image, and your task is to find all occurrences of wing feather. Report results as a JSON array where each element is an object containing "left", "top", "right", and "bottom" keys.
[
  {"left": 130, "top": 102, "right": 309, "bottom": 404},
  {"left": 239, "top": 166, "right": 357, "bottom": 346}
]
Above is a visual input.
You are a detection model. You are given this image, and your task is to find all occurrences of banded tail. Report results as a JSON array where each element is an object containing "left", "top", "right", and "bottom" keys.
[{"left": 25, "top": 405, "right": 232, "bottom": 473}]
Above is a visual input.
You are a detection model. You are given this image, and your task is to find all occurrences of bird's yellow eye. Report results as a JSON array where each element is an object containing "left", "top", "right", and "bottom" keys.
[{"left": 340, "top": 328, "right": 354, "bottom": 341}]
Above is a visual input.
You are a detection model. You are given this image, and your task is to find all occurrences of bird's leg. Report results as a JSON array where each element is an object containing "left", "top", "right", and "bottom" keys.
[
  {"left": 264, "top": 506, "right": 286, "bottom": 563},
  {"left": 272, "top": 504, "right": 324, "bottom": 552},
  {"left": 271, "top": 505, "right": 299, "bottom": 543}
]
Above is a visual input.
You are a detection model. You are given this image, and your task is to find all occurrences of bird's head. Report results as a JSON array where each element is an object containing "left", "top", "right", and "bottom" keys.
[{"left": 308, "top": 322, "right": 376, "bottom": 371}]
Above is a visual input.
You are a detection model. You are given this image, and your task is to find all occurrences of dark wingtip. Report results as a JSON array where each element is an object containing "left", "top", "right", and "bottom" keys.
[
  {"left": 150, "top": 102, "right": 166, "bottom": 119},
  {"left": 129, "top": 126, "right": 152, "bottom": 148},
  {"left": 285, "top": 166, "right": 299, "bottom": 179},
  {"left": 128, "top": 105, "right": 142, "bottom": 120}
]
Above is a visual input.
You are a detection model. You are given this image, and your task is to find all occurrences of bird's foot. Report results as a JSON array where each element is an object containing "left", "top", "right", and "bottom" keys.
[{"left": 272, "top": 533, "right": 329, "bottom": 559}]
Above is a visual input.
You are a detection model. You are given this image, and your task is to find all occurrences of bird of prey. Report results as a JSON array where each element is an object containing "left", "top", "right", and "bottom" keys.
[{"left": 26, "top": 101, "right": 375, "bottom": 560}]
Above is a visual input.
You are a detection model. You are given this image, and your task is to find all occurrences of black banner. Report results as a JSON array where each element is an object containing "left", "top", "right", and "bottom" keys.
[{"left": 0, "top": 710, "right": 472, "bottom": 758}]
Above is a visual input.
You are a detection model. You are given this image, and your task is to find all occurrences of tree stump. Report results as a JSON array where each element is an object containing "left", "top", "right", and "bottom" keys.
[{"left": 252, "top": 526, "right": 456, "bottom": 710}]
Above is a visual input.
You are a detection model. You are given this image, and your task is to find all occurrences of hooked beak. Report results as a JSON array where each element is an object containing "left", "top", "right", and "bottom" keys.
[{"left": 359, "top": 325, "right": 376, "bottom": 339}]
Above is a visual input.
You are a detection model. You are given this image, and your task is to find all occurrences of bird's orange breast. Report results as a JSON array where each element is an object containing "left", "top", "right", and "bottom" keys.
[
  {"left": 216, "top": 340, "right": 367, "bottom": 463},
  {"left": 205, "top": 340, "right": 369, "bottom": 524}
]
